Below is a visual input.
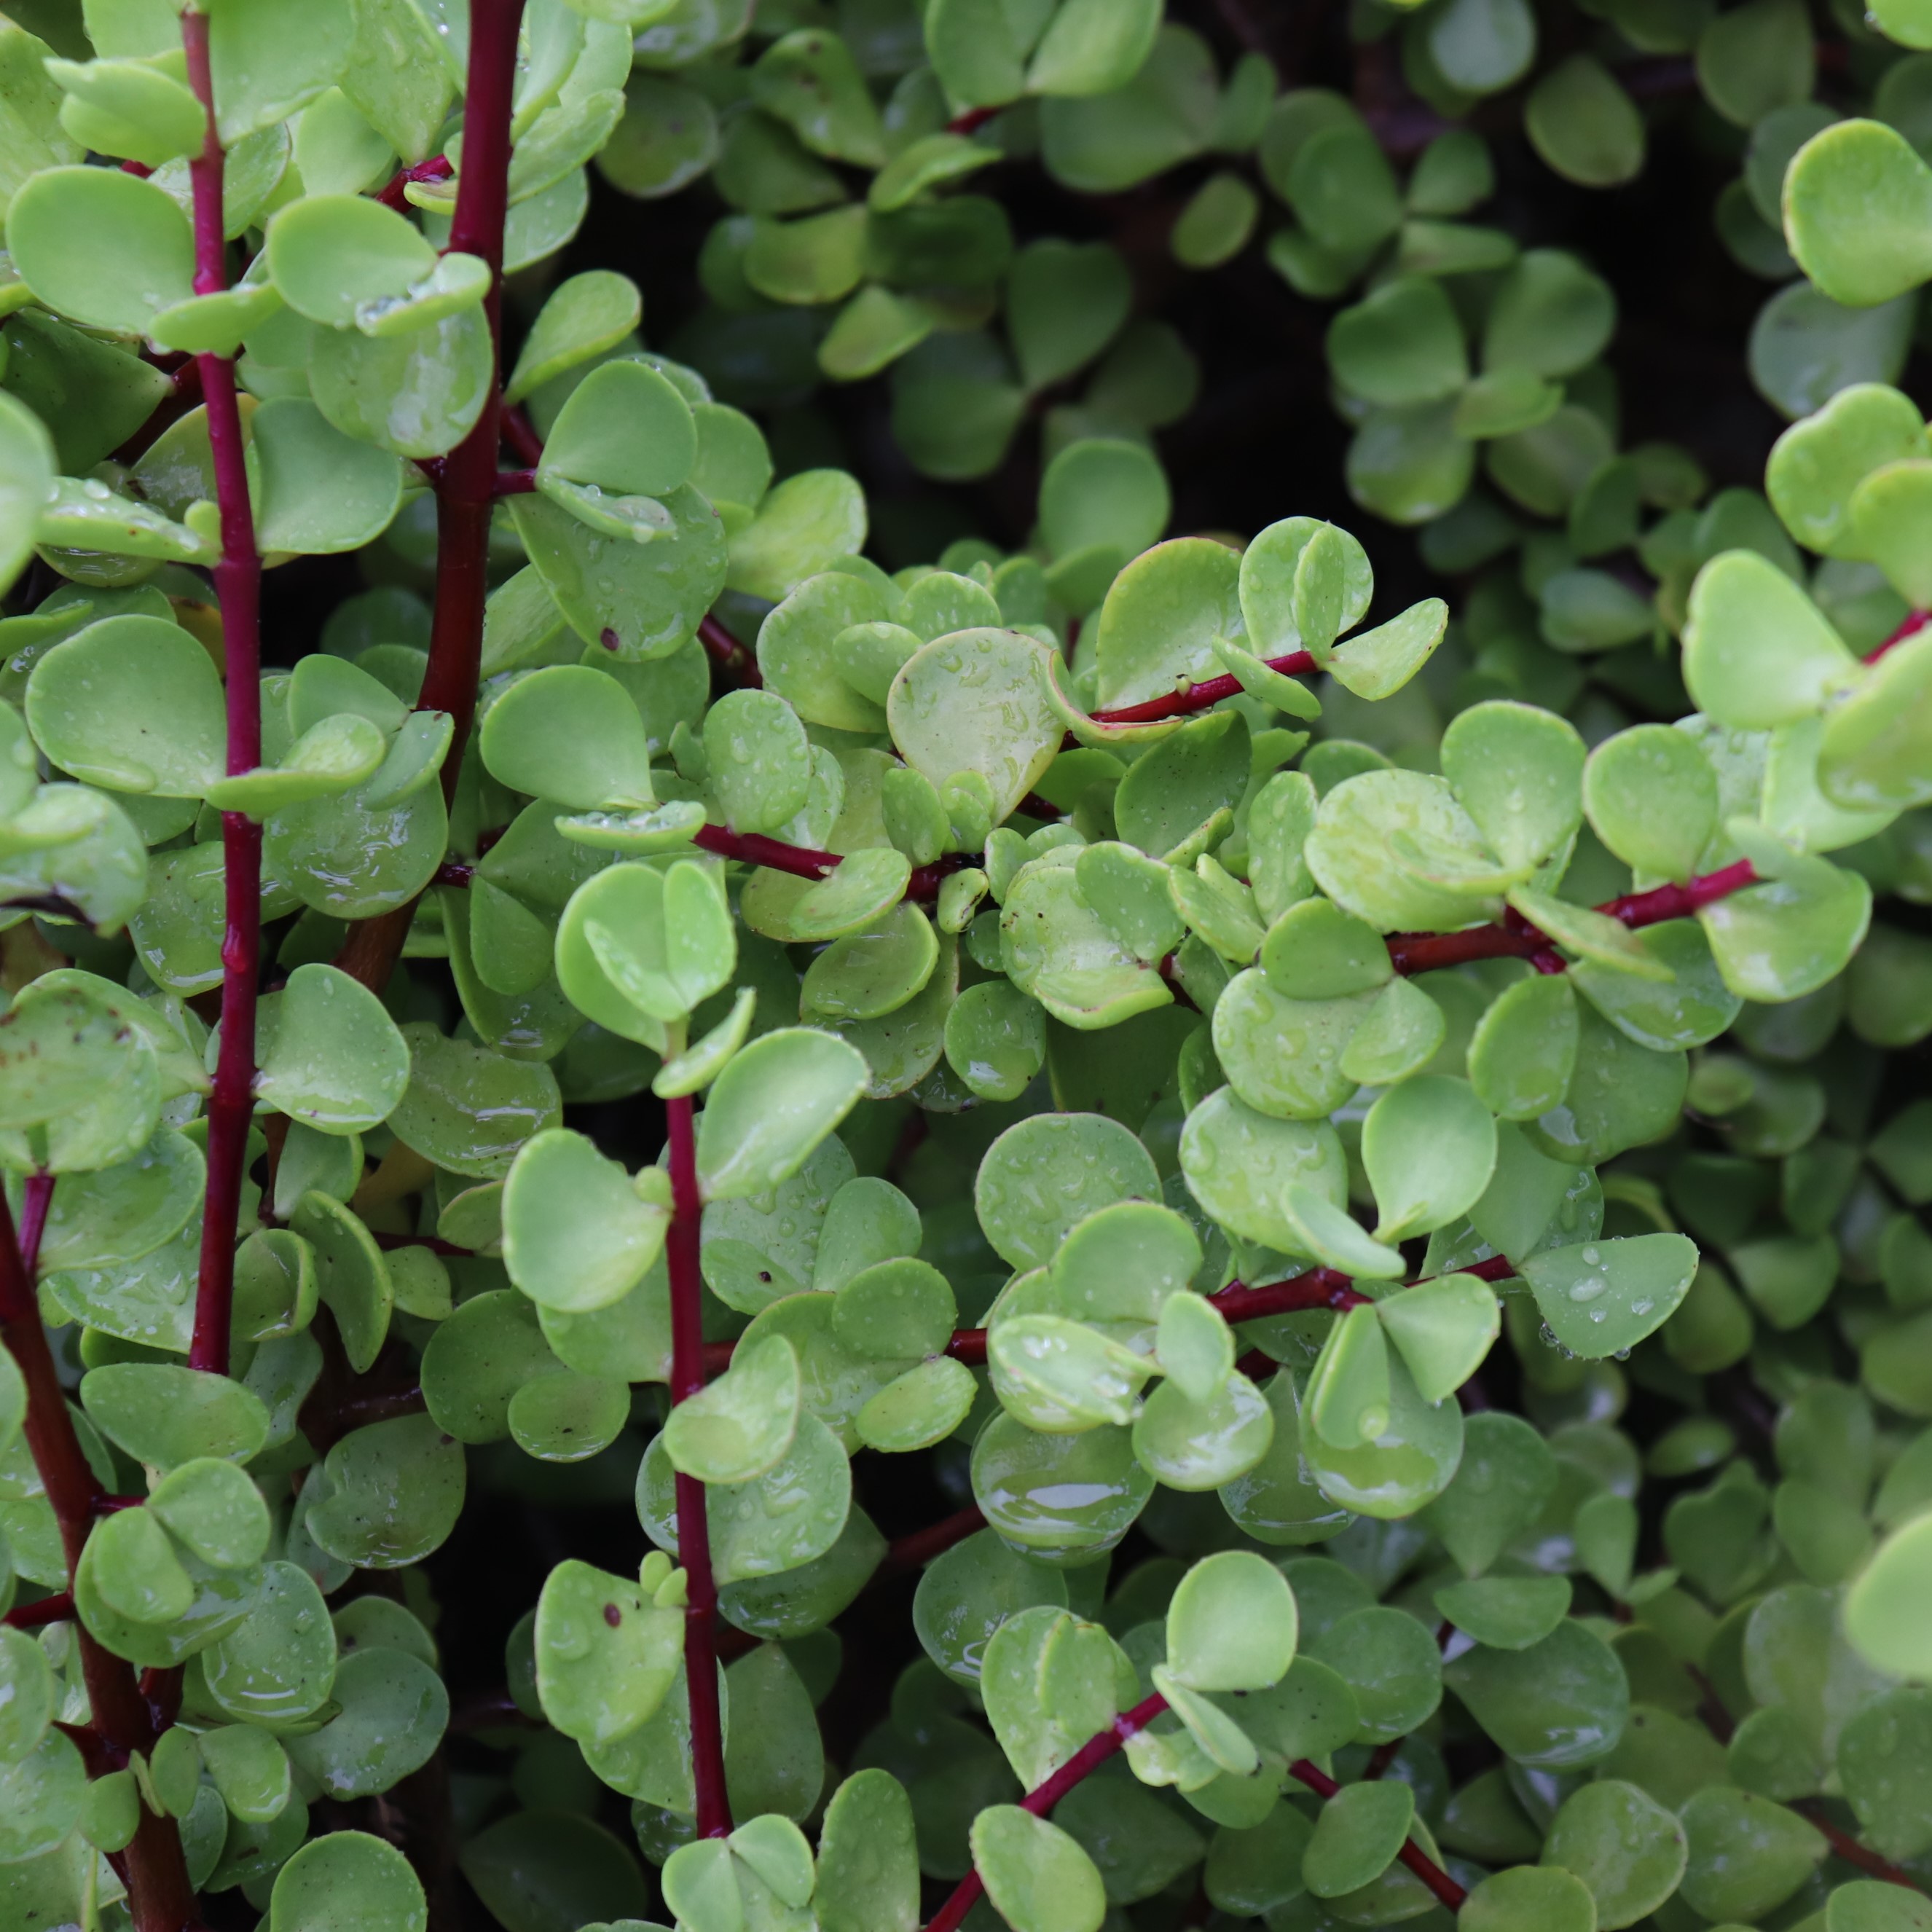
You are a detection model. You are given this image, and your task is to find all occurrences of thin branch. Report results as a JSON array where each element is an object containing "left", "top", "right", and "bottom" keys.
[
  {"left": 1867, "top": 609, "right": 1928, "bottom": 664},
  {"left": 699, "top": 613, "right": 761, "bottom": 688},
  {"left": 375, "top": 154, "right": 453, "bottom": 211},
  {"left": 923, "top": 1692, "right": 1171, "bottom": 1932},
  {"left": 183, "top": 7, "right": 263, "bottom": 1382},
  {"left": 664, "top": 1093, "right": 731, "bottom": 1839},
  {"left": 702, "top": 1255, "right": 1516, "bottom": 1381},
  {"left": 3, "top": 1589, "right": 73, "bottom": 1629},
  {"left": 0, "top": 1193, "right": 198, "bottom": 1932},
  {"left": 329, "top": 0, "right": 526, "bottom": 1005},
  {"left": 881, "top": 1504, "right": 986, "bottom": 1575},
  {"left": 1288, "top": 1759, "right": 1466, "bottom": 1911},
  {"left": 1793, "top": 1803, "right": 1929, "bottom": 1891},
  {"left": 18, "top": 1171, "right": 53, "bottom": 1278},
  {"left": 1083, "top": 648, "right": 1317, "bottom": 729}
]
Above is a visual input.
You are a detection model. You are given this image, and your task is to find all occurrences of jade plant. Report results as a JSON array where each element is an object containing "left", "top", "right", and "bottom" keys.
[{"left": 2, "top": 1, "right": 1932, "bottom": 1931}]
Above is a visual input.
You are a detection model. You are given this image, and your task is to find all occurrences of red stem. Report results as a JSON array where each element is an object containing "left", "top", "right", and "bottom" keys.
[
  {"left": 923, "top": 1692, "right": 1171, "bottom": 1932},
  {"left": 18, "top": 1171, "right": 53, "bottom": 1278},
  {"left": 698, "top": 614, "right": 762, "bottom": 689},
  {"left": 881, "top": 1504, "right": 986, "bottom": 1574},
  {"left": 1085, "top": 650, "right": 1318, "bottom": 728},
  {"left": 1868, "top": 609, "right": 1928, "bottom": 663},
  {"left": 1796, "top": 1806, "right": 1928, "bottom": 1890},
  {"left": 375, "top": 154, "right": 454, "bottom": 211},
  {"left": 327, "top": 0, "right": 526, "bottom": 1005},
  {"left": 492, "top": 469, "right": 536, "bottom": 497},
  {"left": 1287, "top": 1759, "right": 1466, "bottom": 1910},
  {"left": 3, "top": 1589, "right": 73, "bottom": 1629},
  {"left": 665, "top": 1094, "right": 730, "bottom": 1839},
  {"left": 1596, "top": 858, "right": 1759, "bottom": 928},
  {"left": 500, "top": 404, "right": 545, "bottom": 467},
  {"left": 0, "top": 1194, "right": 197, "bottom": 1931},
  {"left": 702, "top": 1254, "right": 1516, "bottom": 1381},
  {"left": 182, "top": 9, "right": 262, "bottom": 1382},
  {"left": 417, "top": 0, "right": 524, "bottom": 801}
]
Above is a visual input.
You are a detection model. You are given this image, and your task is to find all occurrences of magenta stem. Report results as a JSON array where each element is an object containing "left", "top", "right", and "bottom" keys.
[
  {"left": 1868, "top": 609, "right": 1928, "bottom": 663},
  {"left": 182, "top": 9, "right": 262, "bottom": 1382},
  {"left": 702, "top": 1254, "right": 1515, "bottom": 1383},
  {"left": 1288, "top": 1759, "right": 1466, "bottom": 1910},
  {"left": 922, "top": 1692, "right": 1171, "bottom": 1932},
  {"left": 375, "top": 154, "right": 453, "bottom": 211},
  {"left": 1085, "top": 649, "right": 1319, "bottom": 728},
  {"left": 415, "top": 0, "right": 525, "bottom": 805},
  {"left": 665, "top": 1093, "right": 731, "bottom": 1839}
]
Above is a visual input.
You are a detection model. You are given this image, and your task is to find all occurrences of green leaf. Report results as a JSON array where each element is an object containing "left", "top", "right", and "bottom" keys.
[
  {"left": 1008, "top": 240, "right": 1131, "bottom": 391},
  {"left": 1302, "top": 1779, "right": 1413, "bottom": 1897},
  {"left": 26, "top": 614, "right": 224, "bottom": 796},
  {"left": 389, "top": 1024, "right": 561, "bottom": 1179},
  {"left": 1820, "top": 627, "right": 1932, "bottom": 812},
  {"left": 80, "top": 1362, "right": 269, "bottom": 1469},
  {"left": 535, "top": 1556, "right": 680, "bottom": 1748},
  {"left": 1307, "top": 1302, "right": 1392, "bottom": 1450},
  {"left": 251, "top": 963, "right": 409, "bottom": 1134},
  {"left": 1847, "top": 1514, "right": 1932, "bottom": 1676},
  {"left": 971, "top": 1408, "right": 1152, "bottom": 1562},
  {"left": 1784, "top": 119, "right": 1932, "bottom": 307},
  {"left": 0, "top": 1730, "right": 85, "bottom": 1864},
  {"left": 1684, "top": 549, "right": 1858, "bottom": 729},
  {"left": 483, "top": 664, "right": 656, "bottom": 809},
  {"left": 506, "top": 272, "right": 641, "bottom": 404},
  {"left": 304, "top": 1413, "right": 466, "bottom": 1568},
  {"left": 1697, "top": 841, "right": 1872, "bottom": 1002},
  {"left": 1678, "top": 1783, "right": 1826, "bottom": 1922},
  {"left": 541, "top": 357, "right": 695, "bottom": 498},
  {"left": 1525, "top": 54, "right": 1644, "bottom": 186},
  {"left": 695, "top": 1026, "right": 867, "bottom": 1201},
  {"left": 638, "top": 1411, "right": 851, "bottom": 1585},
  {"left": 1363, "top": 1077, "right": 1499, "bottom": 1242},
  {"left": 0, "top": 394, "right": 55, "bottom": 594},
  {"left": 1521, "top": 1233, "right": 1697, "bottom": 1358},
  {"left": 970, "top": 1806, "right": 1107, "bottom": 1932},
  {"left": 1442, "top": 698, "right": 1584, "bottom": 871},
  {"left": 0, "top": 1624, "right": 53, "bottom": 1764},
  {"left": 503, "top": 1127, "right": 669, "bottom": 1313},
  {"left": 270, "top": 1831, "right": 428, "bottom": 1932},
  {"left": 197, "top": 1560, "right": 338, "bottom": 1731},
  {"left": 1378, "top": 1272, "right": 1500, "bottom": 1405},
  {"left": 1155, "top": 1289, "right": 1233, "bottom": 1405},
  {"left": 989, "top": 1312, "right": 1151, "bottom": 1430},
  {"left": 1300, "top": 1348, "right": 1465, "bottom": 1521},
  {"left": 198, "top": 1721, "right": 291, "bottom": 1826},
  {"left": 1539, "top": 1778, "right": 1686, "bottom": 1928},
  {"left": 888, "top": 628, "right": 1062, "bottom": 825},
  {"left": 750, "top": 28, "right": 884, "bottom": 165},
  {"left": 7, "top": 165, "right": 194, "bottom": 333},
  {"left": 664, "top": 1335, "right": 801, "bottom": 1483},
  {"left": 816, "top": 1768, "right": 919, "bottom": 1932},
  {"left": 976, "top": 1111, "right": 1161, "bottom": 1272},
  {"left": 983, "top": 1603, "right": 1122, "bottom": 1786},
  {"left": 726, "top": 467, "right": 865, "bottom": 604},
  {"left": 1766, "top": 380, "right": 1926, "bottom": 557},
  {"left": 1434, "top": 1574, "right": 1571, "bottom": 1651},
  {"left": 149, "top": 1458, "right": 270, "bottom": 1569},
  {"left": 1443, "top": 1618, "right": 1629, "bottom": 1767},
  {"left": 1329, "top": 275, "right": 1468, "bottom": 407},
  {"left": 1164, "top": 1550, "right": 1296, "bottom": 1692}
]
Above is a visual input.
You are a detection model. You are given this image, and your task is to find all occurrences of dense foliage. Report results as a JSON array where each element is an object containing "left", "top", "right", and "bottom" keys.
[{"left": 1, "top": 0, "right": 1932, "bottom": 1929}]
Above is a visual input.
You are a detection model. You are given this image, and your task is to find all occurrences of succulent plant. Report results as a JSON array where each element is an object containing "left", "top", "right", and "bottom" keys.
[{"left": 1, "top": 2, "right": 1931, "bottom": 1931}]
